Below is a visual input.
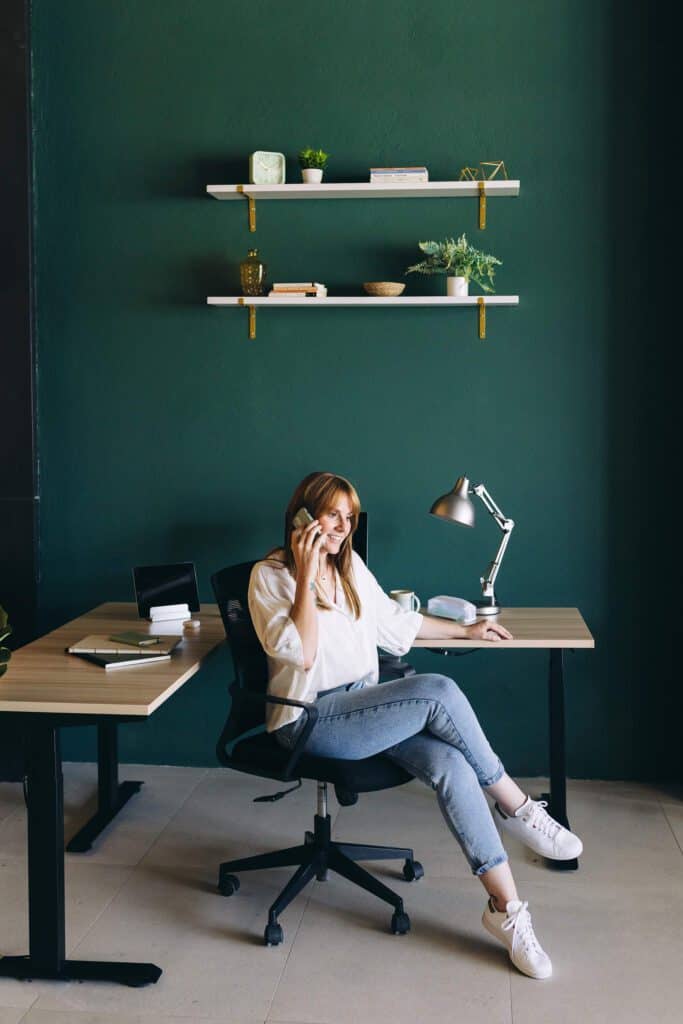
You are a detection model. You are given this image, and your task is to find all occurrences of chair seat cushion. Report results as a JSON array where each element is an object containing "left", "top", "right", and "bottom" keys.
[{"left": 229, "top": 732, "right": 414, "bottom": 793}]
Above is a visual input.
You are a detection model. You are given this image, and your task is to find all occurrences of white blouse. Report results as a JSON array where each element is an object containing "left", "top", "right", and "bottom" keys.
[{"left": 248, "top": 550, "right": 423, "bottom": 732}]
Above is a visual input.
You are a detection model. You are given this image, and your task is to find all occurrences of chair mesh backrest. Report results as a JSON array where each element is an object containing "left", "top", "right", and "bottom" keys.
[{"left": 211, "top": 561, "right": 269, "bottom": 739}]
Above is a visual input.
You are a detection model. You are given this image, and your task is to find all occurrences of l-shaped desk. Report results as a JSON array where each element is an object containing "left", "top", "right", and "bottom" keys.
[{"left": 0, "top": 602, "right": 592, "bottom": 987}]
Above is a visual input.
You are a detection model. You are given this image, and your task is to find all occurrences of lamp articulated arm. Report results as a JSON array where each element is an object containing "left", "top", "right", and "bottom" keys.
[{"left": 472, "top": 484, "right": 515, "bottom": 602}]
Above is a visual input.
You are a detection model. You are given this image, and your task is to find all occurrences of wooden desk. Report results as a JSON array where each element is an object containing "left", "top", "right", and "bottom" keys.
[
  {"left": 413, "top": 608, "right": 594, "bottom": 869},
  {"left": 0, "top": 602, "right": 225, "bottom": 987}
]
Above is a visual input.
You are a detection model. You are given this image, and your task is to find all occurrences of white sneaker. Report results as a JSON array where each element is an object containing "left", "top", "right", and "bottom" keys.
[
  {"left": 495, "top": 797, "right": 583, "bottom": 860},
  {"left": 482, "top": 897, "right": 553, "bottom": 980}
]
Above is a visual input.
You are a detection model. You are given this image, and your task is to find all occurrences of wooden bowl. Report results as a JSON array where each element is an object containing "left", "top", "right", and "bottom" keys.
[{"left": 362, "top": 281, "right": 405, "bottom": 297}]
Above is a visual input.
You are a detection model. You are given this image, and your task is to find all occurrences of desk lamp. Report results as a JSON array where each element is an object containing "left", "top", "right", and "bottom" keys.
[{"left": 429, "top": 475, "right": 515, "bottom": 616}]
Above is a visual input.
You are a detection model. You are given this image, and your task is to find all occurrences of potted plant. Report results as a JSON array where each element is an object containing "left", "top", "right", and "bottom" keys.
[
  {"left": 405, "top": 233, "right": 502, "bottom": 296},
  {"left": 298, "top": 147, "right": 329, "bottom": 184}
]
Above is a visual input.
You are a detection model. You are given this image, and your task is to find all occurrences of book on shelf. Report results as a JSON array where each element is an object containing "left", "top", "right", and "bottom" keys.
[
  {"left": 71, "top": 651, "right": 172, "bottom": 670},
  {"left": 67, "top": 634, "right": 181, "bottom": 656},
  {"left": 271, "top": 282, "right": 326, "bottom": 290},
  {"left": 269, "top": 282, "right": 327, "bottom": 298},
  {"left": 370, "top": 166, "right": 429, "bottom": 183}
]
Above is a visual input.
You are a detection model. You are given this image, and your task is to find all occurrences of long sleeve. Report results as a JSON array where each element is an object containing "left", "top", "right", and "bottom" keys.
[{"left": 248, "top": 562, "right": 311, "bottom": 672}]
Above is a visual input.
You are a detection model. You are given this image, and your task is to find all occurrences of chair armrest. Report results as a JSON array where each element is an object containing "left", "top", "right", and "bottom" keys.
[{"left": 227, "top": 688, "right": 319, "bottom": 780}]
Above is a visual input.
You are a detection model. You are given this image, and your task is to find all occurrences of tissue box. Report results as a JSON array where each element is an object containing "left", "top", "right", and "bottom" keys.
[{"left": 427, "top": 595, "right": 477, "bottom": 625}]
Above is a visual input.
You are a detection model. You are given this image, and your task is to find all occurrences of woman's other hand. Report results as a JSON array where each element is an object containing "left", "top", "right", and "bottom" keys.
[
  {"left": 465, "top": 620, "right": 513, "bottom": 642},
  {"left": 291, "top": 519, "right": 324, "bottom": 585}
]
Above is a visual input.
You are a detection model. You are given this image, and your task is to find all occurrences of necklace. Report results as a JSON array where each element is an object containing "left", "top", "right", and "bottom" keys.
[{"left": 318, "top": 561, "right": 337, "bottom": 602}]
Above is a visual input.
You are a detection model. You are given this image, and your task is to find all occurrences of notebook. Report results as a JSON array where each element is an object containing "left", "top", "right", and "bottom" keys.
[
  {"left": 72, "top": 651, "right": 172, "bottom": 671},
  {"left": 67, "top": 635, "right": 181, "bottom": 656}
]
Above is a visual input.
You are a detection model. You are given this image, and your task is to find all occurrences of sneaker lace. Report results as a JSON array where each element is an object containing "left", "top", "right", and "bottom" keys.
[
  {"left": 521, "top": 799, "right": 561, "bottom": 840},
  {"left": 502, "top": 901, "right": 543, "bottom": 955}
]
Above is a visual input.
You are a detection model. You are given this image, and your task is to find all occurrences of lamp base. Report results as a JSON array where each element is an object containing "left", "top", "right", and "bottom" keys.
[{"left": 474, "top": 599, "right": 501, "bottom": 616}]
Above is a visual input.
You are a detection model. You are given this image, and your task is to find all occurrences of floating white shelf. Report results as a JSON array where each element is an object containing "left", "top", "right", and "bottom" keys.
[
  {"left": 207, "top": 179, "right": 519, "bottom": 231},
  {"left": 207, "top": 294, "right": 519, "bottom": 340},
  {"left": 206, "top": 180, "right": 520, "bottom": 201},
  {"left": 207, "top": 295, "right": 518, "bottom": 307}
]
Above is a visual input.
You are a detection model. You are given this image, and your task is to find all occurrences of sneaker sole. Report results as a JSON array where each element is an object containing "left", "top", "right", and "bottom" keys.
[
  {"left": 507, "top": 836, "right": 583, "bottom": 861},
  {"left": 482, "top": 913, "right": 553, "bottom": 980},
  {"left": 497, "top": 819, "right": 584, "bottom": 861}
]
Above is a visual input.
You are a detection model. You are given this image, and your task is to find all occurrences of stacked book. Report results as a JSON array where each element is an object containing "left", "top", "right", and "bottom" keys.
[
  {"left": 268, "top": 282, "right": 328, "bottom": 298},
  {"left": 369, "top": 166, "right": 429, "bottom": 184},
  {"left": 67, "top": 632, "right": 181, "bottom": 670}
]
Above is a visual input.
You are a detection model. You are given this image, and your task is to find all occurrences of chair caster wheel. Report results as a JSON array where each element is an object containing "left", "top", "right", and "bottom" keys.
[
  {"left": 264, "top": 922, "right": 284, "bottom": 946},
  {"left": 218, "top": 871, "right": 240, "bottom": 897},
  {"left": 402, "top": 859, "right": 424, "bottom": 882},
  {"left": 391, "top": 910, "right": 411, "bottom": 935}
]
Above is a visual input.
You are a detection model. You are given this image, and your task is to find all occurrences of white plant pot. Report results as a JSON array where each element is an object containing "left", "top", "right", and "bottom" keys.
[
  {"left": 447, "top": 276, "right": 468, "bottom": 297},
  {"left": 301, "top": 167, "right": 323, "bottom": 184}
]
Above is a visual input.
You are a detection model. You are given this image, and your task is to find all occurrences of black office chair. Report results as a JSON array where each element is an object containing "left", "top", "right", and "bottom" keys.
[{"left": 211, "top": 551, "right": 423, "bottom": 947}]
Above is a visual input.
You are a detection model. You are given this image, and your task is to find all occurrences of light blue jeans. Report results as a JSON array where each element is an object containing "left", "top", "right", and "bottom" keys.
[{"left": 275, "top": 673, "right": 508, "bottom": 877}]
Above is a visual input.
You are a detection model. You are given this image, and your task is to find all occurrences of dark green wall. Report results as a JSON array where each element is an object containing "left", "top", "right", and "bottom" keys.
[{"left": 31, "top": 1, "right": 656, "bottom": 778}]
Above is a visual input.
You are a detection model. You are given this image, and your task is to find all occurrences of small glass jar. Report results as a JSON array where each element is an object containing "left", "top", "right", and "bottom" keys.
[{"left": 240, "top": 248, "right": 266, "bottom": 296}]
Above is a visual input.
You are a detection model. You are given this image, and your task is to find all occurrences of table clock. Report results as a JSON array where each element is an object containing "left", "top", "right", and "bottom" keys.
[{"left": 249, "top": 151, "right": 286, "bottom": 184}]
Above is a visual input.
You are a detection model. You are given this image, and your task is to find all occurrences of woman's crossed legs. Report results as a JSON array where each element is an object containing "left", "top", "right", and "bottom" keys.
[{"left": 278, "top": 671, "right": 578, "bottom": 978}]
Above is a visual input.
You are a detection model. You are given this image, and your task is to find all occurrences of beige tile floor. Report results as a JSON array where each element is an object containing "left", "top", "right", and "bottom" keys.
[{"left": 1, "top": 765, "right": 682, "bottom": 1023}]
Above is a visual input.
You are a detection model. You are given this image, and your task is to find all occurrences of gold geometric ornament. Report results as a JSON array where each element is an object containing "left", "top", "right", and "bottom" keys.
[{"left": 479, "top": 160, "right": 508, "bottom": 180}]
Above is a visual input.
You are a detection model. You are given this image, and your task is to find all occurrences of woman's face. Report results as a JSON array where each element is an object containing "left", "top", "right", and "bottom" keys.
[{"left": 317, "top": 492, "right": 354, "bottom": 556}]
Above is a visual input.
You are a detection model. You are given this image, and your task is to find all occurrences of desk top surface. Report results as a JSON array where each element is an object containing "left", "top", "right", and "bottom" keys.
[
  {"left": 0, "top": 603, "right": 225, "bottom": 717},
  {"left": 413, "top": 607, "right": 594, "bottom": 649}
]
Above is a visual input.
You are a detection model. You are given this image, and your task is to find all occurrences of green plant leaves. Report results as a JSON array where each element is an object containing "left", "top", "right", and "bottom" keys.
[
  {"left": 405, "top": 233, "right": 502, "bottom": 292},
  {"left": 298, "top": 147, "right": 329, "bottom": 169}
]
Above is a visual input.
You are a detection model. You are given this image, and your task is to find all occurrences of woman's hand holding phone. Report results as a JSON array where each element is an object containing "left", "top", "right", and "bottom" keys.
[{"left": 291, "top": 515, "right": 323, "bottom": 587}]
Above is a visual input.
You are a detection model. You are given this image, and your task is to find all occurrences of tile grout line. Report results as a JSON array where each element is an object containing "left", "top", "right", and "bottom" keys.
[
  {"left": 263, "top": 792, "right": 344, "bottom": 1023},
  {"left": 133, "top": 764, "right": 211, "bottom": 865},
  {"left": 63, "top": 764, "right": 210, "bottom": 959},
  {"left": 262, "top": 864, "right": 320, "bottom": 1022},
  {"left": 264, "top": 794, "right": 374, "bottom": 1019},
  {"left": 63, "top": 761, "right": 210, "bottom": 869},
  {"left": 658, "top": 799, "right": 683, "bottom": 857},
  {"left": 16, "top": 991, "right": 40, "bottom": 1022}
]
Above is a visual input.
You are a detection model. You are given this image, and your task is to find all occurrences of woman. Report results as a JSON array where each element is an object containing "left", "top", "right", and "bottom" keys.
[{"left": 248, "top": 471, "right": 583, "bottom": 980}]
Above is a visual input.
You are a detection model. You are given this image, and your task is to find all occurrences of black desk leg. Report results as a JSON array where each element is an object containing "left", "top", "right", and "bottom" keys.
[
  {"left": 541, "top": 649, "right": 578, "bottom": 871},
  {"left": 0, "top": 723, "right": 161, "bottom": 986},
  {"left": 66, "top": 723, "right": 143, "bottom": 853}
]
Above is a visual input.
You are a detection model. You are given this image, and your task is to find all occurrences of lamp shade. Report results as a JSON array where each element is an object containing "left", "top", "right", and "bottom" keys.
[{"left": 429, "top": 475, "right": 475, "bottom": 527}]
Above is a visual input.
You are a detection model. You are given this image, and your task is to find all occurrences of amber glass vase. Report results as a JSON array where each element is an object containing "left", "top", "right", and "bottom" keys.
[{"left": 240, "top": 248, "right": 266, "bottom": 296}]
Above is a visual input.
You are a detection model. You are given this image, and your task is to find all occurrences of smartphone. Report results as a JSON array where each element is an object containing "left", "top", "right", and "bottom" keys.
[{"left": 292, "top": 507, "right": 315, "bottom": 530}]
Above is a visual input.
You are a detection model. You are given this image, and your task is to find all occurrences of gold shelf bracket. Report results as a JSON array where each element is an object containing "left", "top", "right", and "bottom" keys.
[
  {"left": 478, "top": 180, "right": 487, "bottom": 230},
  {"left": 478, "top": 297, "right": 486, "bottom": 340},
  {"left": 236, "top": 186, "right": 257, "bottom": 231},
  {"left": 238, "top": 297, "right": 257, "bottom": 339}
]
